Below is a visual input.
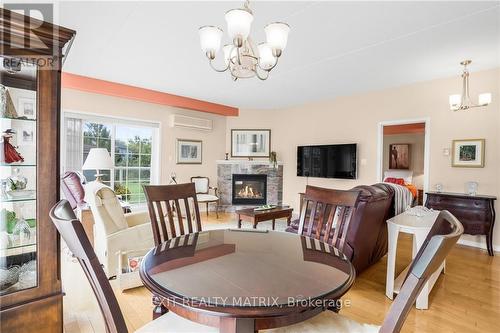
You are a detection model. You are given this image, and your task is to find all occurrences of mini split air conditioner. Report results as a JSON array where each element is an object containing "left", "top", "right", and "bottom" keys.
[{"left": 169, "top": 114, "right": 213, "bottom": 131}]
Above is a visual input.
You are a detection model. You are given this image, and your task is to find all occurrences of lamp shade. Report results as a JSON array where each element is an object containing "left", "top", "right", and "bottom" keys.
[
  {"left": 199, "top": 26, "right": 223, "bottom": 54},
  {"left": 478, "top": 93, "right": 492, "bottom": 105},
  {"left": 225, "top": 8, "right": 253, "bottom": 40},
  {"left": 265, "top": 22, "right": 290, "bottom": 51},
  {"left": 82, "top": 148, "right": 114, "bottom": 170},
  {"left": 258, "top": 43, "right": 276, "bottom": 70}
]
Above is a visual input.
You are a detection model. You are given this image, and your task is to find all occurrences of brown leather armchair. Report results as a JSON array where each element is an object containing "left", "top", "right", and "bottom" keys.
[{"left": 287, "top": 183, "right": 394, "bottom": 273}]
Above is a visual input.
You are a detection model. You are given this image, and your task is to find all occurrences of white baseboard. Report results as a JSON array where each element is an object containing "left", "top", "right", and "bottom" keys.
[{"left": 457, "top": 237, "right": 499, "bottom": 253}]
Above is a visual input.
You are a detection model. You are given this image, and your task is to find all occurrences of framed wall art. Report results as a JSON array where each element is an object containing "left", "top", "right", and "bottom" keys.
[
  {"left": 177, "top": 139, "right": 202, "bottom": 164},
  {"left": 452, "top": 139, "right": 485, "bottom": 168},
  {"left": 231, "top": 129, "right": 271, "bottom": 158},
  {"left": 389, "top": 143, "right": 410, "bottom": 169}
]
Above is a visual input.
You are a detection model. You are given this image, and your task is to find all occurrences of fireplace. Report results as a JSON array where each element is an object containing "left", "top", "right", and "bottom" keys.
[{"left": 232, "top": 174, "right": 267, "bottom": 205}]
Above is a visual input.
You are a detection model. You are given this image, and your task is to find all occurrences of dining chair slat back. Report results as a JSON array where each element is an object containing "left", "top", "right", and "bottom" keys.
[
  {"left": 379, "top": 210, "right": 464, "bottom": 333},
  {"left": 298, "top": 185, "right": 361, "bottom": 251},
  {"left": 143, "top": 183, "right": 202, "bottom": 245},
  {"left": 50, "top": 200, "right": 128, "bottom": 333}
]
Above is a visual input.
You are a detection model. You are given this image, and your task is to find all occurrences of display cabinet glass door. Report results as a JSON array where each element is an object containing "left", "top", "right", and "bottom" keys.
[{"left": 0, "top": 58, "right": 38, "bottom": 295}]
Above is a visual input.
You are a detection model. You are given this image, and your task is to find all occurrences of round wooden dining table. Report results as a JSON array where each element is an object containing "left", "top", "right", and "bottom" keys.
[{"left": 140, "top": 229, "right": 355, "bottom": 333}]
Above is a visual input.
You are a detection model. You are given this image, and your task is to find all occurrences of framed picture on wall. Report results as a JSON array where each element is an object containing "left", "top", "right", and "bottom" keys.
[
  {"left": 452, "top": 139, "right": 485, "bottom": 168},
  {"left": 389, "top": 144, "right": 410, "bottom": 169},
  {"left": 231, "top": 129, "right": 271, "bottom": 158},
  {"left": 177, "top": 139, "right": 202, "bottom": 164}
]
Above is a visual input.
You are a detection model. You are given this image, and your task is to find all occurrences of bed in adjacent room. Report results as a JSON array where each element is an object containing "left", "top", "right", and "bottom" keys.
[{"left": 383, "top": 170, "right": 420, "bottom": 214}]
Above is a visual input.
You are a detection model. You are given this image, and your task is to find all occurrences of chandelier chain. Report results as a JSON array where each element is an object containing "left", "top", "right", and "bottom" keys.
[{"left": 244, "top": 0, "right": 251, "bottom": 12}]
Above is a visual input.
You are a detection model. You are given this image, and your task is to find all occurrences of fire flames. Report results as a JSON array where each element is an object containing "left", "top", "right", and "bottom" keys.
[{"left": 237, "top": 185, "right": 263, "bottom": 199}]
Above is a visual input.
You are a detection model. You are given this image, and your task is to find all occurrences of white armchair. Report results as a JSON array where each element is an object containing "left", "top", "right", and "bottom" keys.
[
  {"left": 84, "top": 182, "right": 154, "bottom": 278},
  {"left": 191, "top": 176, "right": 219, "bottom": 218}
]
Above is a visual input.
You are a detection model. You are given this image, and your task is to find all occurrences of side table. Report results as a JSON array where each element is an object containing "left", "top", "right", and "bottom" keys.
[
  {"left": 76, "top": 205, "right": 95, "bottom": 246},
  {"left": 385, "top": 210, "right": 443, "bottom": 309}
]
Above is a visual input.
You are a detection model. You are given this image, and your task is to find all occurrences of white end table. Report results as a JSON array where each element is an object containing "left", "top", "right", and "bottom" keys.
[{"left": 385, "top": 210, "right": 444, "bottom": 309}]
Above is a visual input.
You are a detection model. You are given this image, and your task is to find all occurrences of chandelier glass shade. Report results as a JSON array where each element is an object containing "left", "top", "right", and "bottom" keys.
[
  {"left": 225, "top": 9, "right": 253, "bottom": 40},
  {"left": 198, "top": 0, "right": 290, "bottom": 81},
  {"left": 258, "top": 43, "right": 275, "bottom": 69},
  {"left": 449, "top": 60, "right": 492, "bottom": 111},
  {"left": 198, "top": 26, "right": 223, "bottom": 55},
  {"left": 265, "top": 22, "right": 290, "bottom": 51}
]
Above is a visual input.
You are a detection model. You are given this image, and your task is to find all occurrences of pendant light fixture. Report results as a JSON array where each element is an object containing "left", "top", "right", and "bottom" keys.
[
  {"left": 449, "top": 60, "right": 492, "bottom": 111},
  {"left": 198, "top": 0, "right": 290, "bottom": 81}
]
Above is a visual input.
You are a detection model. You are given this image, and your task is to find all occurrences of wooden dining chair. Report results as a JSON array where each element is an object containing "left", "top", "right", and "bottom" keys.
[
  {"left": 50, "top": 200, "right": 216, "bottom": 333},
  {"left": 143, "top": 183, "right": 203, "bottom": 246},
  {"left": 297, "top": 185, "right": 361, "bottom": 252},
  {"left": 266, "top": 210, "right": 464, "bottom": 333}
]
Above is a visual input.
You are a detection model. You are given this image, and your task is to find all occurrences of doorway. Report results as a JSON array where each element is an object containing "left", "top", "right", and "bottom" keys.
[{"left": 377, "top": 118, "right": 430, "bottom": 205}]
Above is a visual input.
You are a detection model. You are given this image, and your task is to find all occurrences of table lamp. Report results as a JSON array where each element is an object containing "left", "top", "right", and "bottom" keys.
[{"left": 82, "top": 148, "right": 114, "bottom": 182}]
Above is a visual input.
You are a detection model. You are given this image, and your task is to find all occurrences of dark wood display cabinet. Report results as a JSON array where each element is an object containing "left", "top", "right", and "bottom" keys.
[
  {"left": 0, "top": 9, "right": 75, "bottom": 333},
  {"left": 425, "top": 191, "right": 496, "bottom": 256}
]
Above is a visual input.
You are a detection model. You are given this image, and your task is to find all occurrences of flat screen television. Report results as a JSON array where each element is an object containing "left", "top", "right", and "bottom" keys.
[{"left": 297, "top": 144, "right": 357, "bottom": 179}]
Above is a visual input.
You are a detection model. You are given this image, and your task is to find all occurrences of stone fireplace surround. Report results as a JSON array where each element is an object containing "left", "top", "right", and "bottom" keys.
[{"left": 217, "top": 160, "right": 283, "bottom": 212}]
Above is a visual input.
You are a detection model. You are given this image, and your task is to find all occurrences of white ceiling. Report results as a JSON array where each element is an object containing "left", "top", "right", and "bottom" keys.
[{"left": 59, "top": 1, "right": 500, "bottom": 109}]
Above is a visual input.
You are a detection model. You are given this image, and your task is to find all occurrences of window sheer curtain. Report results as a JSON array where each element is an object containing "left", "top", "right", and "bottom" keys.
[{"left": 64, "top": 117, "right": 83, "bottom": 173}]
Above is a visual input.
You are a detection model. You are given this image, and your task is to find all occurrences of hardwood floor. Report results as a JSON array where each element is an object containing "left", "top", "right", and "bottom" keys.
[{"left": 62, "top": 212, "right": 500, "bottom": 333}]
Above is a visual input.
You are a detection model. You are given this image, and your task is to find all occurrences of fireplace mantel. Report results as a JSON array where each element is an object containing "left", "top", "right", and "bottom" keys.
[
  {"left": 217, "top": 160, "right": 283, "bottom": 212},
  {"left": 216, "top": 160, "right": 283, "bottom": 165}
]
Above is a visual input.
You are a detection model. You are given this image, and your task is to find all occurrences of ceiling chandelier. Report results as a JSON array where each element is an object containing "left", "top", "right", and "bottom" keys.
[
  {"left": 198, "top": 0, "right": 290, "bottom": 81},
  {"left": 449, "top": 60, "right": 491, "bottom": 111}
]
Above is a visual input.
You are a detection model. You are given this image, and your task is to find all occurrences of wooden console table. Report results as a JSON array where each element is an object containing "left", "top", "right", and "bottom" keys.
[{"left": 425, "top": 192, "right": 496, "bottom": 256}]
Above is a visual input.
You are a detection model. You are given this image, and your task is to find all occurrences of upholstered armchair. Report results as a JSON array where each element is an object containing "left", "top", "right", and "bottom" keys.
[
  {"left": 84, "top": 182, "right": 154, "bottom": 278},
  {"left": 191, "top": 176, "right": 219, "bottom": 218}
]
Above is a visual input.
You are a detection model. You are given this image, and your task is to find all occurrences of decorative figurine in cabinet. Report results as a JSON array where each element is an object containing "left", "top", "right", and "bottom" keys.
[{"left": 0, "top": 8, "right": 75, "bottom": 333}]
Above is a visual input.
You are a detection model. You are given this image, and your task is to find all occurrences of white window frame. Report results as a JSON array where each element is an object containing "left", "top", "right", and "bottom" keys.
[{"left": 61, "top": 110, "right": 161, "bottom": 209}]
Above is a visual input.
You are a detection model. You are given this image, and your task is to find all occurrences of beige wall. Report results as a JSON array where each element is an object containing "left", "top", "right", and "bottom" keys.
[
  {"left": 60, "top": 68, "right": 500, "bottom": 249},
  {"left": 383, "top": 133, "right": 425, "bottom": 188},
  {"left": 62, "top": 89, "right": 226, "bottom": 193},
  {"left": 227, "top": 68, "right": 500, "bottom": 249}
]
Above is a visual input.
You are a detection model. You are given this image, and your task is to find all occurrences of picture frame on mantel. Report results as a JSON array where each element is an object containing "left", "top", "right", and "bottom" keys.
[
  {"left": 177, "top": 139, "right": 202, "bottom": 164},
  {"left": 231, "top": 129, "right": 271, "bottom": 158},
  {"left": 452, "top": 139, "right": 485, "bottom": 168}
]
